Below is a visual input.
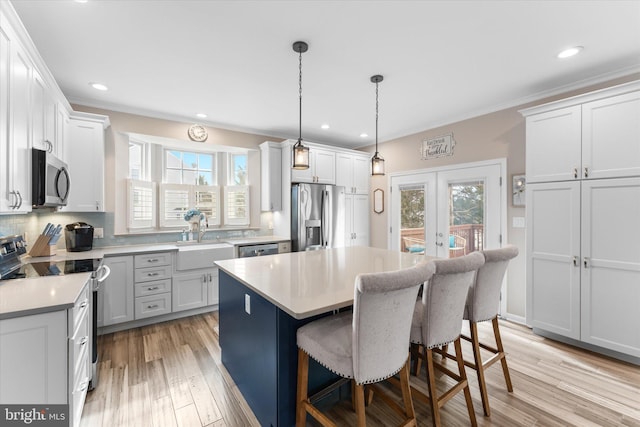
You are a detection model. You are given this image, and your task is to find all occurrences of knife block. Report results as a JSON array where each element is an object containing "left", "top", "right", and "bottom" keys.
[{"left": 28, "top": 235, "right": 56, "bottom": 257}]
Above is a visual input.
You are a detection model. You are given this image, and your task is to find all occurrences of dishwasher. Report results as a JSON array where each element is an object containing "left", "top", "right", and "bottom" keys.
[{"left": 237, "top": 243, "right": 279, "bottom": 257}]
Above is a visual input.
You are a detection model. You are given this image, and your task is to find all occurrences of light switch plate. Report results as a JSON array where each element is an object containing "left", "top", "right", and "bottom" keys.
[
  {"left": 245, "top": 294, "right": 251, "bottom": 315},
  {"left": 94, "top": 227, "right": 104, "bottom": 238},
  {"left": 512, "top": 217, "right": 526, "bottom": 228}
]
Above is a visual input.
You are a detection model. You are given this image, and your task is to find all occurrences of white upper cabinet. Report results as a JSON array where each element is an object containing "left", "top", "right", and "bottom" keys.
[
  {"left": 0, "top": 14, "right": 32, "bottom": 213},
  {"left": 62, "top": 117, "right": 107, "bottom": 212},
  {"left": 582, "top": 91, "right": 640, "bottom": 179},
  {"left": 260, "top": 141, "right": 282, "bottom": 211},
  {"left": 336, "top": 153, "right": 370, "bottom": 194},
  {"left": 525, "top": 105, "right": 582, "bottom": 183},
  {"left": 522, "top": 81, "right": 640, "bottom": 183},
  {"left": 291, "top": 146, "right": 336, "bottom": 184},
  {"left": 31, "top": 69, "right": 58, "bottom": 155}
]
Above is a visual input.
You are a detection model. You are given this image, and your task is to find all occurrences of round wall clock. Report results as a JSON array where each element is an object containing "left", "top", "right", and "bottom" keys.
[{"left": 188, "top": 124, "right": 208, "bottom": 142}]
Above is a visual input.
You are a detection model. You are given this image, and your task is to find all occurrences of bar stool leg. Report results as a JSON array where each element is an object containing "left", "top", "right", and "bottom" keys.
[
  {"left": 425, "top": 348, "right": 441, "bottom": 427},
  {"left": 493, "top": 317, "right": 513, "bottom": 392},
  {"left": 296, "top": 349, "right": 309, "bottom": 426},
  {"left": 455, "top": 337, "right": 478, "bottom": 427},
  {"left": 470, "top": 321, "right": 491, "bottom": 416},
  {"left": 354, "top": 382, "right": 367, "bottom": 427}
]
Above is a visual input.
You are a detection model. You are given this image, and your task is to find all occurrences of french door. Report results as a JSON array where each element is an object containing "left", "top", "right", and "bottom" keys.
[{"left": 390, "top": 161, "right": 504, "bottom": 258}]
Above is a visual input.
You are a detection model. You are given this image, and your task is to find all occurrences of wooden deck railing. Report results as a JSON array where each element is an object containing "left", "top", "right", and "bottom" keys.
[{"left": 400, "top": 224, "right": 484, "bottom": 256}]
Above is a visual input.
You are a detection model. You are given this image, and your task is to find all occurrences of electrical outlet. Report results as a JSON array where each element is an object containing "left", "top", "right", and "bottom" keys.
[
  {"left": 94, "top": 227, "right": 104, "bottom": 239},
  {"left": 245, "top": 294, "right": 251, "bottom": 315},
  {"left": 512, "top": 217, "right": 526, "bottom": 228}
]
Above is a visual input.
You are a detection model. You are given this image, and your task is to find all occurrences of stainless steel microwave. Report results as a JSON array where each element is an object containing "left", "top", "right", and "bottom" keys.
[{"left": 32, "top": 148, "right": 70, "bottom": 208}]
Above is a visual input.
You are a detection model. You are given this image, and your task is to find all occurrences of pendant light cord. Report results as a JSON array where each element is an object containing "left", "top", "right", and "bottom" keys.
[
  {"left": 298, "top": 49, "right": 303, "bottom": 142},
  {"left": 375, "top": 79, "right": 379, "bottom": 153}
]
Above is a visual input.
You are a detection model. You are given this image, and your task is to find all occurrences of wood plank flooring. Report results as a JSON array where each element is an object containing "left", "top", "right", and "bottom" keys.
[{"left": 82, "top": 313, "right": 640, "bottom": 427}]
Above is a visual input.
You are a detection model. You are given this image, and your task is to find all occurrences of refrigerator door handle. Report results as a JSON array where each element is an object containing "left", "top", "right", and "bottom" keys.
[{"left": 321, "top": 190, "right": 328, "bottom": 246}]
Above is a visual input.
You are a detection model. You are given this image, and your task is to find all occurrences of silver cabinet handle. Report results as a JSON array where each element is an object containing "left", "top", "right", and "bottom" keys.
[
  {"left": 573, "top": 256, "right": 579, "bottom": 267},
  {"left": 147, "top": 304, "right": 159, "bottom": 309},
  {"left": 96, "top": 201, "right": 99, "bottom": 211},
  {"left": 9, "top": 191, "right": 16, "bottom": 209},
  {"left": 16, "top": 191, "right": 22, "bottom": 209},
  {"left": 208, "top": 274, "right": 213, "bottom": 282},
  {"left": 80, "top": 336, "right": 88, "bottom": 346},
  {"left": 147, "top": 258, "right": 159, "bottom": 263},
  {"left": 583, "top": 257, "right": 589, "bottom": 268},
  {"left": 147, "top": 286, "right": 159, "bottom": 291},
  {"left": 80, "top": 300, "right": 88, "bottom": 308},
  {"left": 147, "top": 272, "right": 159, "bottom": 277},
  {"left": 584, "top": 167, "right": 589, "bottom": 178},
  {"left": 573, "top": 168, "right": 578, "bottom": 179}
]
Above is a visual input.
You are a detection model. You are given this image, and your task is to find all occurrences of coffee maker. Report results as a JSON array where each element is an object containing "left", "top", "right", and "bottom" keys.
[{"left": 64, "top": 222, "right": 94, "bottom": 252}]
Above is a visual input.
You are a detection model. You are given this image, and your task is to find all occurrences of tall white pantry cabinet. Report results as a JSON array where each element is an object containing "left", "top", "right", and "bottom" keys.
[{"left": 521, "top": 81, "right": 640, "bottom": 360}]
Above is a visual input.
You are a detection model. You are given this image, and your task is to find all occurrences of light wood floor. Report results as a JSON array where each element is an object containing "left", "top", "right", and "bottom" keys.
[{"left": 81, "top": 313, "right": 640, "bottom": 427}]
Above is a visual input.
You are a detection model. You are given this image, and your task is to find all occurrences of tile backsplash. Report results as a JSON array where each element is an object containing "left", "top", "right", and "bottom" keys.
[{"left": 0, "top": 211, "right": 269, "bottom": 250}]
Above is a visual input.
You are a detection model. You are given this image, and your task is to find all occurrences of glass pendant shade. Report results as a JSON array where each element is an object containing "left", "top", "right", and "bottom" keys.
[
  {"left": 292, "top": 139, "right": 310, "bottom": 170},
  {"left": 371, "top": 152, "right": 385, "bottom": 176}
]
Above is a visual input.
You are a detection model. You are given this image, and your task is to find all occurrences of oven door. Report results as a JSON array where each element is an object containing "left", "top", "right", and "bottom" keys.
[{"left": 89, "top": 263, "right": 110, "bottom": 391}]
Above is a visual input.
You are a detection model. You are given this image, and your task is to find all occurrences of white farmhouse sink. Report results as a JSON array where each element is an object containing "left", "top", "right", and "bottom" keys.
[{"left": 176, "top": 243, "right": 234, "bottom": 270}]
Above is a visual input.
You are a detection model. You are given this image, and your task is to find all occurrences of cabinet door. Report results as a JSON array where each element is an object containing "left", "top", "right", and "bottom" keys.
[
  {"left": 0, "top": 310, "right": 67, "bottom": 404},
  {"left": 352, "top": 194, "right": 370, "bottom": 246},
  {"left": 101, "top": 256, "right": 134, "bottom": 326},
  {"left": 62, "top": 119, "right": 104, "bottom": 212},
  {"left": 352, "top": 156, "right": 370, "bottom": 194},
  {"left": 0, "top": 24, "right": 10, "bottom": 212},
  {"left": 173, "top": 272, "right": 208, "bottom": 312},
  {"left": 344, "top": 193, "right": 354, "bottom": 247},
  {"left": 580, "top": 178, "right": 640, "bottom": 357},
  {"left": 526, "top": 106, "right": 581, "bottom": 183},
  {"left": 31, "top": 70, "right": 57, "bottom": 153},
  {"left": 526, "top": 181, "right": 581, "bottom": 339},
  {"left": 207, "top": 269, "right": 219, "bottom": 305},
  {"left": 9, "top": 44, "right": 32, "bottom": 212},
  {"left": 335, "top": 153, "right": 353, "bottom": 190},
  {"left": 582, "top": 91, "right": 640, "bottom": 180},
  {"left": 314, "top": 149, "right": 336, "bottom": 184},
  {"left": 55, "top": 103, "right": 69, "bottom": 159},
  {"left": 260, "top": 143, "right": 282, "bottom": 211}
]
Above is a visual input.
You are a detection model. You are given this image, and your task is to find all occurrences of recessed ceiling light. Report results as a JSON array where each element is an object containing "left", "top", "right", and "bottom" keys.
[
  {"left": 321, "top": 124, "right": 330, "bottom": 130},
  {"left": 89, "top": 82, "right": 108, "bottom": 91},
  {"left": 557, "top": 46, "right": 583, "bottom": 59},
  {"left": 75, "top": 0, "right": 88, "bottom": 3},
  {"left": 196, "top": 113, "right": 207, "bottom": 119},
  {"left": 360, "top": 133, "right": 368, "bottom": 138}
]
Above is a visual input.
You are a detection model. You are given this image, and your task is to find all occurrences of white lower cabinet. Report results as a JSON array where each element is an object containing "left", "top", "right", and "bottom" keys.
[
  {"left": 527, "top": 178, "right": 640, "bottom": 357},
  {"left": 173, "top": 270, "right": 211, "bottom": 312},
  {"left": 100, "top": 256, "right": 134, "bottom": 327},
  {"left": 0, "top": 280, "right": 92, "bottom": 427},
  {"left": 133, "top": 252, "right": 172, "bottom": 320}
]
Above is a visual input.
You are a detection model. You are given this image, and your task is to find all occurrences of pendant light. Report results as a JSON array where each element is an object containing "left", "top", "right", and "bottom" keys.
[
  {"left": 292, "top": 41, "right": 310, "bottom": 170},
  {"left": 370, "top": 75, "right": 385, "bottom": 176}
]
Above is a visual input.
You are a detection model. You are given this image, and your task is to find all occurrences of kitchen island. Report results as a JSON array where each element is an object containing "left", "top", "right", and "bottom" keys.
[{"left": 215, "top": 246, "right": 427, "bottom": 427}]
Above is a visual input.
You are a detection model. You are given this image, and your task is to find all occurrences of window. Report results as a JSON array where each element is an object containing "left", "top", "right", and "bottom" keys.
[
  {"left": 127, "top": 179, "right": 156, "bottom": 229},
  {"left": 159, "top": 184, "right": 220, "bottom": 228},
  {"left": 165, "top": 150, "right": 215, "bottom": 185},
  {"left": 229, "top": 153, "right": 248, "bottom": 185},
  {"left": 125, "top": 137, "right": 250, "bottom": 231}
]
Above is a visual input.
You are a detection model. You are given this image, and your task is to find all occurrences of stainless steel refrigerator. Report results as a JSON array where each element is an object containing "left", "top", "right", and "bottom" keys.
[{"left": 291, "top": 183, "right": 346, "bottom": 251}]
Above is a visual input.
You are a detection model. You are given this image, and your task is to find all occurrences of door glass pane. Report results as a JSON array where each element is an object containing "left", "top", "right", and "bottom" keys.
[
  {"left": 448, "top": 181, "right": 484, "bottom": 257},
  {"left": 400, "top": 185, "right": 425, "bottom": 254}
]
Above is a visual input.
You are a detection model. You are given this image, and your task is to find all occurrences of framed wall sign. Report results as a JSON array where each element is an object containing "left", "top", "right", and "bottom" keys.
[
  {"left": 373, "top": 188, "right": 384, "bottom": 214},
  {"left": 512, "top": 174, "right": 526, "bottom": 206},
  {"left": 422, "top": 133, "right": 456, "bottom": 160}
]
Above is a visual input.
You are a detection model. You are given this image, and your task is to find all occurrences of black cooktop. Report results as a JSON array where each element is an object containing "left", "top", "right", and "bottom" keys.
[{"left": 1, "top": 258, "right": 101, "bottom": 280}]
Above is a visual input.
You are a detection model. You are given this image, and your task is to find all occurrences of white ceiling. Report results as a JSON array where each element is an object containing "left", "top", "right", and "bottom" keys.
[{"left": 11, "top": 0, "right": 640, "bottom": 149}]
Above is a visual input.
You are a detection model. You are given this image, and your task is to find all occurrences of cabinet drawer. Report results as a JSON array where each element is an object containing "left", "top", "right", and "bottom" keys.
[
  {"left": 69, "top": 312, "right": 90, "bottom": 382},
  {"left": 135, "top": 279, "right": 171, "bottom": 297},
  {"left": 135, "top": 265, "right": 172, "bottom": 283},
  {"left": 71, "top": 346, "right": 90, "bottom": 427},
  {"left": 70, "top": 282, "right": 91, "bottom": 335},
  {"left": 135, "top": 252, "right": 172, "bottom": 268},
  {"left": 135, "top": 293, "right": 172, "bottom": 319}
]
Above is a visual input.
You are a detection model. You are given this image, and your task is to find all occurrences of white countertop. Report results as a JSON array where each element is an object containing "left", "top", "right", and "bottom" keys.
[
  {"left": 0, "top": 272, "right": 91, "bottom": 320},
  {"left": 224, "top": 236, "right": 289, "bottom": 246},
  {"left": 215, "top": 246, "right": 430, "bottom": 319}
]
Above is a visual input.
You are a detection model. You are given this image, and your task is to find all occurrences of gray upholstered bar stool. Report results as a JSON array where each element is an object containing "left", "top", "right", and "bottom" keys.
[
  {"left": 409, "top": 252, "right": 485, "bottom": 427},
  {"left": 461, "top": 245, "right": 519, "bottom": 417},
  {"left": 295, "top": 261, "right": 436, "bottom": 427}
]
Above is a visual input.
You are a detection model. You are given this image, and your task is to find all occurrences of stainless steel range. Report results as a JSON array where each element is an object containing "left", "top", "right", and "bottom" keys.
[{"left": 0, "top": 234, "right": 110, "bottom": 391}]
